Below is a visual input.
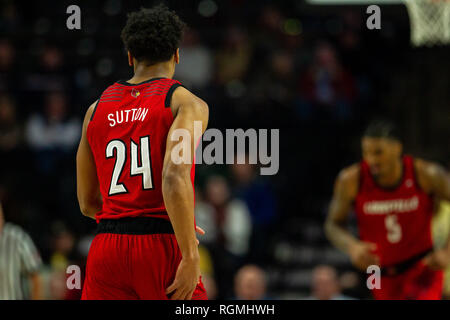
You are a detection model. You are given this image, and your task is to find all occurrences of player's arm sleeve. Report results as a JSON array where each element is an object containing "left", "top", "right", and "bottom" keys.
[{"left": 76, "top": 101, "right": 102, "bottom": 219}]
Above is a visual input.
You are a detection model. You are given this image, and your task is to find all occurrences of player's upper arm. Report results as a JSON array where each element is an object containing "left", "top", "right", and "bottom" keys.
[
  {"left": 76, "top": 101, "right": 101, "bottom": 212},
  {"left": 415, "top": 159, "right": 450, "bottom": 201},
  {"left": 162, "top": 87, "right": 208, "bottom": 179},
  {"left": 326, "top": 164, "right": 360, "bottom": 226}
]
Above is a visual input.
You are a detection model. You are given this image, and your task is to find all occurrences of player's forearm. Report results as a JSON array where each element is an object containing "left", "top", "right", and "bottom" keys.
[
  {"left": 325, "top": 220, "right": 359, "bottom": 254},
  {"left": 80, "top": 206, "right": 100, "bottom": 219},
  {"left": 162, "top": 171, "right": 198, "bottom": 260},
  {"left": 78, "top": 195, "right": 102, "bottom": 220}
]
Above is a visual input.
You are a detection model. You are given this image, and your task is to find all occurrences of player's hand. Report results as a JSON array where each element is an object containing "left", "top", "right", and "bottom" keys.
[
  {"left": 165, "top": 254, "right": 201, "bottom": 300},
  {"left": 348, "top": 241, "right": 380, "bottom": 271},
  {"left": 422, "top": 249, "right": 450, "bottom": 270},
  {"left": 195, "top": 226, "right": 205, "bottom": 245}
]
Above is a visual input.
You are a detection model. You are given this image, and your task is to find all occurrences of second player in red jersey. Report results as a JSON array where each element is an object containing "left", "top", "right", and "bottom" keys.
[
  {"left": 355, "top": 154, "right": 433, "bottom": 267},
  {"left": 325, "top": 120, "right": 450, "bottom": 300},
  {"left": 76, "top": 5, "right": 208, "bottom": 300}
]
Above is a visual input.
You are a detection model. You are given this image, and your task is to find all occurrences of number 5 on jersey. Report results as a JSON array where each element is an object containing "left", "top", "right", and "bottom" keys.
[
  {"left": 385, "top": 214, "right": 402, "bottom": 244},
  {"left": 106, "top": 136, "right": 154, "bottom": 195}
]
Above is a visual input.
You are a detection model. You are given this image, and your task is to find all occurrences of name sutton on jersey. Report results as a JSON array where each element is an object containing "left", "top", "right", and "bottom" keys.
[{"left": 107, "top": 107, "right": 149, "bottom": 127}]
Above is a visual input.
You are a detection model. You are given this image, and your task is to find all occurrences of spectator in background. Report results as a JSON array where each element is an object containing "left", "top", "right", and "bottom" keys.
[
  {"left": 25, "top": 45, "right": 68, "bottom": 92},
  {"left": 0, "top": 39, "right": 17, "bottom": 92},
  {"left": 297, "top": 41, "right": 357, "bottom": 121},
  {"left": 194, "top": 187, "right": 218, "bottom": 246},
  {"left": 215, "top": 25, "right": 252, "bottom": 86},
  {"left": 234, "top": 264, "right": 270, "bottom": 300},
  {"left": 39, "top": 221, "right": 84, "bottom": 300},
  {"left": 47, "top": 269, "right": 69, "bottom": 300},
  {"left": 25, "top": 91, "right": 80, "bottom": 175},
  {"left": 338, "top": 11, "right": 366, "bottom": 74},
  {"left": 45, "top": 267, "right": 83, "bottom": 300},
  {"left": 267, "top": 51, "right": 296, "bottom": 104},
  {"left": 198, "top": 244, "right": 218, "bottom": 300},
  {"left": 0, "top": 93, "right": 28, "bottom": 190},
  {"left": 253, "top": 5, "right": 284, "bottom": 58},
  {"left": 0, "top": 39, "right": 14, "bottom": 69},
  {"left": 0, "top": 93, "right": 21, "bottom": 154},
  {"left": 307, "top": 265, "right": 356, "bottom": 300},
  {"left": 49, "top": 221, "right": 76, "bottom": 271},
  {"left": 0, "top": 202, "right": 43, "bottom": 299},
  {"left": 195, "top": 175, "right": 252, "bottom": 299},
  {"left": 247, "top": 50, "right": 296, "bottom": 124},
  {"left": 175, "top": 28, "right": 213, "bottom": 90},
  {"left": 0, "top": 3, "right": 20, "bottom": 33},
  {"left": 339, "top": 270, "right": 366, "bottom": 299},
  {"left": 231, "top": 160, "right": 277, "bottom": 264},
  {"left": 198, "top": 175, "right": 252, "bottom": 258},
  {"left": 25, "top": 91, "right": 80, "bottom": 224}
]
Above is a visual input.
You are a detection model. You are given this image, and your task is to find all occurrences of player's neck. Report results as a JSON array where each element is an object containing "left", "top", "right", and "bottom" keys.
[
  {"left": 376, "top": 159, "right": 403, "bottom": 188},
  {"left": 128, "top": 62, "right": 173, "bottom": 84}
]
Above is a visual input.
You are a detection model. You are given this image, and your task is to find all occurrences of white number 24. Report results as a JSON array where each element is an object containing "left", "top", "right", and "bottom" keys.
[{"left": 105, "top": 136, "right": 153, "bottom": 195}]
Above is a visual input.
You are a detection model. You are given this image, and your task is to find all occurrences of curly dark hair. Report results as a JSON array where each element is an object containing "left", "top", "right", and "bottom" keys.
[
  {"left": 363, "top": 118, "right": 402, "bottom": 142},
  {"left": 121, "top": 5, "right": 185, "bottom": 65}
]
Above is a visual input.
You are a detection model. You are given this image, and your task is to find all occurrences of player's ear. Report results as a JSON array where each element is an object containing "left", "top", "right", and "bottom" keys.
[
  {"left": 127, "top": 51, "right": 133, "bottom": 67},
  {"left": 174, "top": 48, "right": 179, "bottom": 64}
]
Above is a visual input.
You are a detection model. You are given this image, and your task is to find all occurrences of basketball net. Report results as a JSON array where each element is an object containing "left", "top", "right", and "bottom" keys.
[{"left": 404, "top": 0, "right": 450, "bottom": 47}]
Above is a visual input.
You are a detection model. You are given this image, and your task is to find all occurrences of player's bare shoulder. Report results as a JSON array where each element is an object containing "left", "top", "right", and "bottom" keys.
[
  {"left": 335, "top": 163, "right": 360, "bottom": 200},
  {"left": 414, "top": 157, "right": 447, "bottom": 195},
  {"left": 83, "top": 100, "right": 99, "bottom": 127},
  {"left": 170, "top": 86, "right": 208, "bottom": 118}
]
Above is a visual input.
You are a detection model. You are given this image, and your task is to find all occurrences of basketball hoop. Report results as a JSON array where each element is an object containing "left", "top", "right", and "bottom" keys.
[{"left": 404, "top": 0, "right": 450, "bottom": 47}]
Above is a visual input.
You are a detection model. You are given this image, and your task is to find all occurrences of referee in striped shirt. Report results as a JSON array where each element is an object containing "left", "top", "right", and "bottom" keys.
[{"left": 0, "top": 202, "right": 43, "bottom": 299}]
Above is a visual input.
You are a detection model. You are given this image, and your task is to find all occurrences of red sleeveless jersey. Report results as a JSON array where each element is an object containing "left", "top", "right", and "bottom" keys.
[
  {"left": 87, "top": 77, "right": 194, "bottom": 222},
  {"left": 354, "top": 155, "right": 434, "bottom": 267}
]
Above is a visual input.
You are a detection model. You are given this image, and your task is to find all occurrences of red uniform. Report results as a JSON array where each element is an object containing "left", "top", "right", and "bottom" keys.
[
  {"left": 355, "top": 155, "right": 443, "bottom": 299},
  {"left": 82, "top": 77, "right": 207, "bottom": 300}
]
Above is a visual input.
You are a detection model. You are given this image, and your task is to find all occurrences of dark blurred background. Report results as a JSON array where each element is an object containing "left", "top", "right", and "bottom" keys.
[{"left": 0, "top": 0, "right": 449, "bottom": 299}]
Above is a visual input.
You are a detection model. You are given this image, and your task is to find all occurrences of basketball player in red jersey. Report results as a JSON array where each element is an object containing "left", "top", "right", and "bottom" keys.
[
  {"left": 325, "top": 120, "right": 450, "bottom": 299},
  {"left": 76, "top": 5, "right": 208, "bottom": 300}
]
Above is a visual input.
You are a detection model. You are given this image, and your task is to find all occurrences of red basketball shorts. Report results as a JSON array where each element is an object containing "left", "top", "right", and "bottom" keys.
[
  {"left": 372, "top": 260, "right": 443, "bottom": 300},
  {"left": 81, "top": 217, "right": 207, "bottom": 300}
]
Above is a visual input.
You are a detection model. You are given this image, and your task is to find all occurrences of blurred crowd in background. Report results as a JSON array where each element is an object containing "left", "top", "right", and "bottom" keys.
[{"left": 0, "top": 0, "right": 449, "bottom": 299}]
